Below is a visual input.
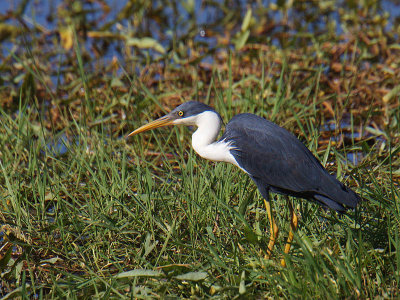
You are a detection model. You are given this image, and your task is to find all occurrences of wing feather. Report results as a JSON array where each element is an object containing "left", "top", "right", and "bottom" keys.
[{"left": 221, "top": 113, "right": 359, "bottom": 210}]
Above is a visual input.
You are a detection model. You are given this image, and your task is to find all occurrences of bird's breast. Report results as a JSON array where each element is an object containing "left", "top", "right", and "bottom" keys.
[{"left": 192, "top": 138, "right": 240, "bottom": 167}]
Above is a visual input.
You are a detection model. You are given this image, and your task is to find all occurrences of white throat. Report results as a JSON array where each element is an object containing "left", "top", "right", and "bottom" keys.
[{"left": 177, "top": 111, "right": 238, "bottom": 165}]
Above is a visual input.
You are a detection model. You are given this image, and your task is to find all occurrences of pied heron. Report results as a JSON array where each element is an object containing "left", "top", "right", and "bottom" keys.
[{"left": 127, "top": 101, "right": 360, "bottom": 266}]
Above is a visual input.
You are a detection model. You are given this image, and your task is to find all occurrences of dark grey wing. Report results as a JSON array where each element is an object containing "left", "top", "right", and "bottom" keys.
[{"left": 221, "top": 113, "right": 359, "bottom": 210}]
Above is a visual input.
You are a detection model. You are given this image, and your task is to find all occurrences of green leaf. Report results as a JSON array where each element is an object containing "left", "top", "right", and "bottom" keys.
[
  {"left": 239, "top": 271, "right": 246, "bottom": 294},
  {"left": 40, "top": 257, "right": 62, "bottom": 264},
  {"left": 126, "top": 37, "right": 166, "bottom": 54},
  {"left": 181, "top": 0, "right": 195, "bottom": 14},
  {"left": 115, "top": 269, "right": 162, "bottom": 278},
  {"left": 235, "top": 30, "right": 250, "bottom": 50},
  {"left": 241, "top": 8, "right": 252, "bottom": 32},
  {"left": 243, "top": 225, "right": 258, "bottom": 244},
  {"left": 111, "top": 77, "right": 124, "bottom": 88},
  {"left": 383, "top": 85, "right": 400, "bottom": 103},
  {"left": 175, "top": 271, "right": 208, "bottom": 281},
  {"left": 144, "top": 233, "right": 157, "bottom": 258},
  {"left": 0, "top": 23, "right": 20, "bottom": 42},
  {"left": 0, "top": 246, "right": 12, "bottom": 271},
  {"left": 365, "top": 126, "right": 388, "bottom": 139}
]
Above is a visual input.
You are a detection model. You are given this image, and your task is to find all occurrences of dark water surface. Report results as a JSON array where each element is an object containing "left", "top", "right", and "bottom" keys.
[{"left": 2, "top": 0, "right": 400, "bottom": 64}]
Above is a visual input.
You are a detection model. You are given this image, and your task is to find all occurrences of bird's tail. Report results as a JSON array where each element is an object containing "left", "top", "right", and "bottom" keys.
[{"left": 315, "top": 180, "right": 361, "bottom": 212}]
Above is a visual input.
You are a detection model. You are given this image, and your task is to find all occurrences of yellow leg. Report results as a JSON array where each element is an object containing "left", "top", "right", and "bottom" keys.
[
  {"left": 281, "top": 199, "right": 298, "bottom": 267},
  {"left": 264, "top": 200, "right": 279, "bottom": 259}
]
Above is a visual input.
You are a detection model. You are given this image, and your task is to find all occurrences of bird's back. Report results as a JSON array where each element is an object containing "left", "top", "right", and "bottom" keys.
[{"left": 220, "top": 113, "right": 360, "bottom": 212}]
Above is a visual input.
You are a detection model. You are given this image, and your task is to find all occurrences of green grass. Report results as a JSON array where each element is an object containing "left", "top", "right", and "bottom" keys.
[
  {"left": 1, "top": 0, "right": 400, "bottom": 298},
  {"left": 1, "top": 62, "right": 399, "bottom": 298}
]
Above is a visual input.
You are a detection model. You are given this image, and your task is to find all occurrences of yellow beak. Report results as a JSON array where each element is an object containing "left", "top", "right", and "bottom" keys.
[{"left": 127, "top": 115, "right": 174, "bottom": 137}]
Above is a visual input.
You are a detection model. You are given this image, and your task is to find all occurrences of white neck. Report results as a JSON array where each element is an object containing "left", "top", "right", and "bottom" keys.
[
  {"left": 191, "top": 111, "right": 221, "bottom": 154},
  {"left": 180, "top": 111, "right": 238, "bottom": 165}
]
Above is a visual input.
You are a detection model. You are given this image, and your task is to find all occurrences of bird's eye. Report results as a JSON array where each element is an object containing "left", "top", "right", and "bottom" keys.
[{"left": 178, "top": 111, "right": 184, "bottom": 117}]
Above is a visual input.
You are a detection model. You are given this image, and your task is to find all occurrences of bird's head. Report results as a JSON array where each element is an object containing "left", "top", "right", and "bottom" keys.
[{"left": 127, "top": 101, "right": 220, "bottom": 137}]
